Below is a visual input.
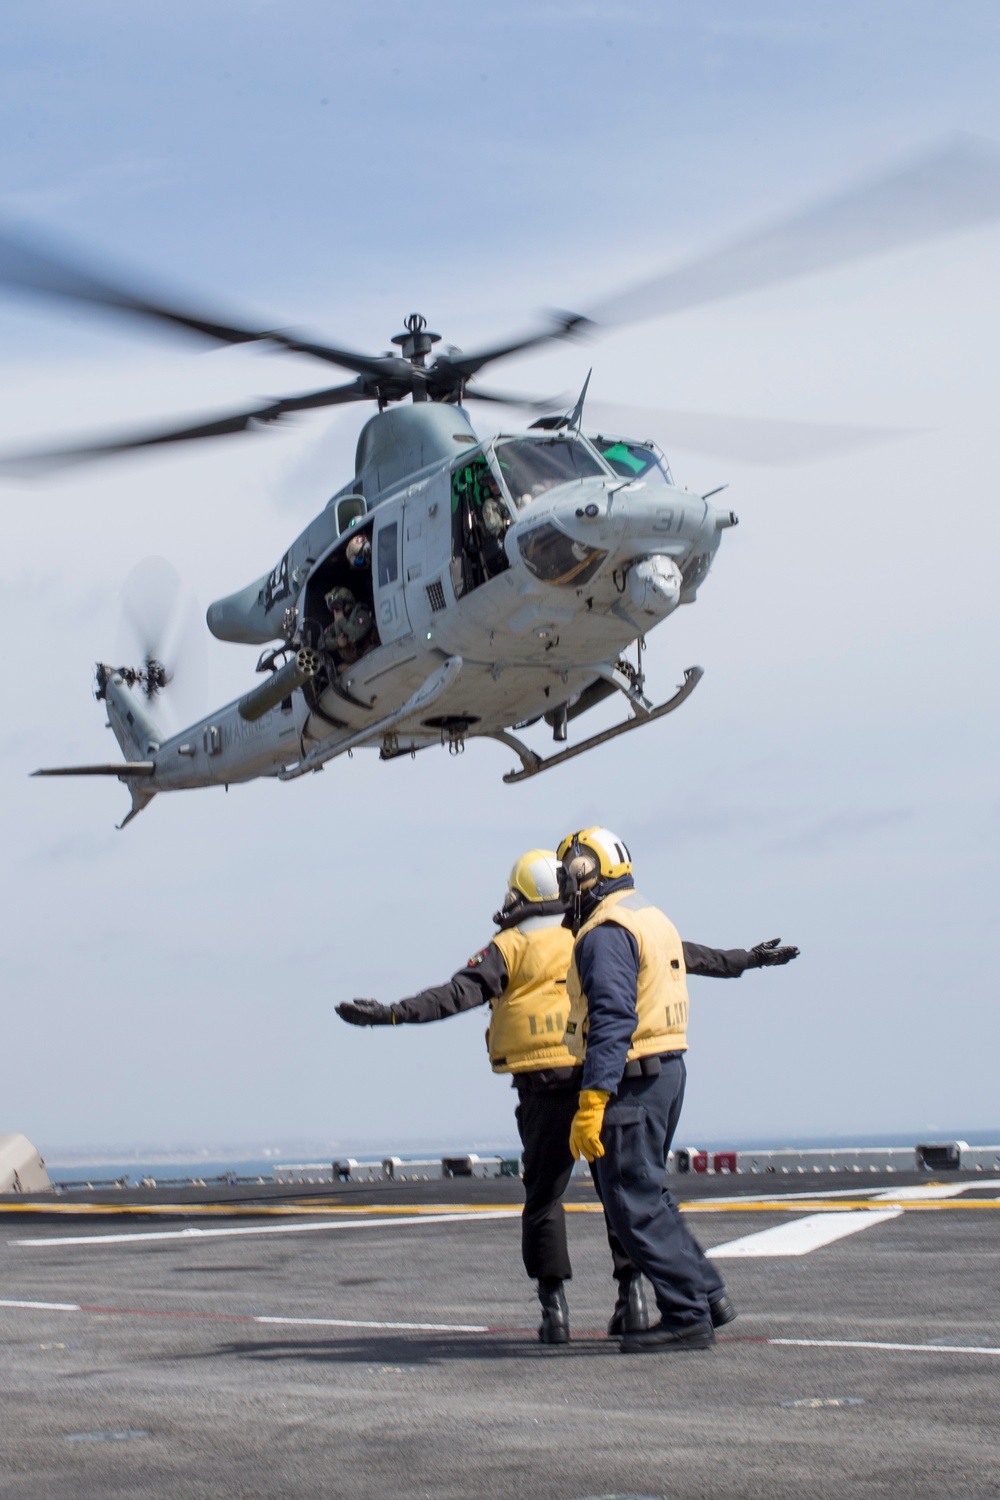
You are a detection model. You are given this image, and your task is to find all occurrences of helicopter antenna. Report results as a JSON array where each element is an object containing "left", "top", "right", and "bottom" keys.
[
  {"left": 568, "top": 369, "right": 592, "bottom": 431},
  {"left": 529, "top": 369, "right": 593, "bottom": 432}
]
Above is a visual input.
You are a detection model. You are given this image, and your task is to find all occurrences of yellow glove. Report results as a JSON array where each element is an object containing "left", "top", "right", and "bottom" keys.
[{"left": 569, "top": 1089, "right": 611, "bottom": 1162}]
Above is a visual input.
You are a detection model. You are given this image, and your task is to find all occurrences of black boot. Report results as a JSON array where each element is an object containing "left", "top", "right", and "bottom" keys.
[
  {"left": 607, "top": 1273, "right": 650, "bottom": 1336},
  {"left": 620, "top": 1318, "right": 715, "bottom": 1354},
  {"left": 537, "top": 1278, "right": 570, "bottom": 1345},
  {"left": 709, "top": 1292, "right": 737, "bottom": 1328}
]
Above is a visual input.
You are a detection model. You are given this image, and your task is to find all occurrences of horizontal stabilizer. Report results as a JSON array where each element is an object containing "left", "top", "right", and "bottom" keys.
[{"left": 32, "top": 762, "right": 155, "bottom": 778}]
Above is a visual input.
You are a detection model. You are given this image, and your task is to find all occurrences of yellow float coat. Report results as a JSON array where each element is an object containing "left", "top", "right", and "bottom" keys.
[
  {"left": 564, "top": 889, "right": 690, "bottom": 1062},
  {"left": 487, "top": 923, "right": 577, "bottom": 1073}
]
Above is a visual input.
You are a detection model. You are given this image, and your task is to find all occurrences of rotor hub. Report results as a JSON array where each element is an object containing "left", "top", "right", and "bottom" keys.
[{"left": 391, "top": 313, "right": 441, "bottom": 367}]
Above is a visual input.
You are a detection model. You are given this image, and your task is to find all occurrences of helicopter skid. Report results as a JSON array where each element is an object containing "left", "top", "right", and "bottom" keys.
[{"left": 497, "top": 666, "right": 703, "bottom": 784}]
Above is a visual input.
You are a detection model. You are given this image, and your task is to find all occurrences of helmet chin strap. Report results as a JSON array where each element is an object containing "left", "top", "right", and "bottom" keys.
[
  {"left": 558, "top": 842, "right": 599, "bottom": 933},
  {"left": 571, "top": 888, "right": 583, "bottom": 935},
  {"left": 493, "top": 893, "right": 568, "bottom": 931}
]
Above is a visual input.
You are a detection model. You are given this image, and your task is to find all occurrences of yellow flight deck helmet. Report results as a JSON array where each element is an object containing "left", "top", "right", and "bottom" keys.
[
  {"left": 507, "top": 849, "right": 561, "bottom": 905},
  {"left": 556, "top": 827, "right": 632, "bottom": 898},
  {"left": 493, "top": 849, "right": 563, "bottom": 928}
]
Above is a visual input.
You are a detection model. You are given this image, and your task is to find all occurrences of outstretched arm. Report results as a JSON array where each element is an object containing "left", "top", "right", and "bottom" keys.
[
  {"left": 682, "top": 938, "right": 799, "bottom": 979},
  {"left": 336, "top": 942, "right": 509, "bottom": 1026}
]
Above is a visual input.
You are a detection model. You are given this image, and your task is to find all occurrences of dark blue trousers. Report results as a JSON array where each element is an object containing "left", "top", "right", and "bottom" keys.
[
  {"left": 515, "top": 1075, "right": 634, "bottom": 1284},
  {"left": 593, "top": 1056, "right": 725, "bottom": 1329}
]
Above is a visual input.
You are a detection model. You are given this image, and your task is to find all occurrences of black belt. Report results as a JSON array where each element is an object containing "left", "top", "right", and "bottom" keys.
[
  {"left": 622, "top": 1050, "right": 684, "bottom": 1080},
  {"left": 512, "top": 1065, "right": 582, "bottom": 1092}
]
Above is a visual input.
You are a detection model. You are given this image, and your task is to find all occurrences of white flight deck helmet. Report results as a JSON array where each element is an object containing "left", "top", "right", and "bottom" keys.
[
  {"left": 556, "top": 826, "right": 632, "bottom": 902},
  {"left": 493, "top": 849, "right": 562, "bottom": 928}
]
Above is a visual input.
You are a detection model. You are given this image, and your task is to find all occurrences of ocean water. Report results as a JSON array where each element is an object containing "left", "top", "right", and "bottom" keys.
[
  {"left": 47, "top": 1159, "right": 301, "bottom": 1188},
  {"left": 43, "top": 1128, "right": 1000, "bottom": 1187}
]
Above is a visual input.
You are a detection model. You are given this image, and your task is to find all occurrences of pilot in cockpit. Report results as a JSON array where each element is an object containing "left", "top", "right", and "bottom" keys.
[{"left": 480, "top": 474, "right": 507, "bottom": 542}]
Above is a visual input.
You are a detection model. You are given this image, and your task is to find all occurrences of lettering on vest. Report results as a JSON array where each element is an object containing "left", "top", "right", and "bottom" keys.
[
  {"left": 486, "top": 925, "right": 577, "bottom": 1075},
  {"left": 528, "top": 1013, "right": 567, "bottom": 1036}
]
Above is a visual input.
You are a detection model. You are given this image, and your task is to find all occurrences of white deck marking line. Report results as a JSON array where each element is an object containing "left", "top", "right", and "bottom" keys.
[
  {"left": 255, "top": 1315, "right": 489, "bottom": 1333},
  {"left": 12, "top": 1209, "right": 520, "bottom": 1249},
  {"left": 0, "top": 1298, "right": 82, "bottom": 1311},
  {"left": 699, "top": 1186, "right": 901, "bottom": 1206},
  {"left": 0, "top": 1298, "right": 489, "bottom": 1333},
  {"left": 698, "top": 1180, "right": 995, "bottom": 1208},
  {"left": 4, "top": 1300, "right": 998, "bottom": 1354},
  {"left": 710, "top": 1208, "right": 902, "bottom": 1257},
  {"left": 770, "top": 1337, "right": 1000, "bottom": 1357}
]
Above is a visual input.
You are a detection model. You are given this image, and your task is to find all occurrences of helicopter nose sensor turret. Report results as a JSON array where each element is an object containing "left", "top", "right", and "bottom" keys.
[{"left": 627, "top": 555, "right": 683, "bottom": 617}]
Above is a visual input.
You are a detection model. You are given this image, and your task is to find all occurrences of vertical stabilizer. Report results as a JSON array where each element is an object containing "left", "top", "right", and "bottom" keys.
[
  {"left": 95, "top": 664, "right": 162, "bottom": 826},
  {"left": 98, "top": 665, "right": 165, "bottom": 761}
]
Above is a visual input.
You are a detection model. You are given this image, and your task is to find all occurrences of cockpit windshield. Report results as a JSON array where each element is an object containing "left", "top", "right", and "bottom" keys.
[
  {"left": 494, "top": 436, "right": 605, "bottom": 510},
  {"left": 587, "top": 438, "right": 672, "bottom": 487}
]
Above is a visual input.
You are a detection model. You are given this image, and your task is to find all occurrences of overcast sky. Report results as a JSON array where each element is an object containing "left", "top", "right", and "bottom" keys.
[{"left": 1, "top": 2, "right": 998, "bottom": 1158}]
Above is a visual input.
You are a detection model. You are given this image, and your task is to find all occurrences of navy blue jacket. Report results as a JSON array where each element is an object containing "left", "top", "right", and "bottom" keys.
[{"left": 574, "top": 878, "right": 753, "bottom": 1094}]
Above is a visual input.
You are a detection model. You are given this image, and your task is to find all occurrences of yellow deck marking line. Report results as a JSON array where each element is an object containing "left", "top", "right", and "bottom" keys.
[
  {"left": 3, "top": 1195, "right": 999, "bottom": 1222},
  {"left": 0, "top": 1201, "right": 527, "bottom": 1219},
  {"left": 608, "top": 1199, "right": 1000, "bottom": 1213}
]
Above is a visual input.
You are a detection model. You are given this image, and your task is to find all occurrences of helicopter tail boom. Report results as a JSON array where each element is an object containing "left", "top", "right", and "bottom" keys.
[
  {"left": 95, "top": 662, "right": 166, "bottom": 763},
  {"left": 30, "top": 664, "right": 164, "bottom": 827}
]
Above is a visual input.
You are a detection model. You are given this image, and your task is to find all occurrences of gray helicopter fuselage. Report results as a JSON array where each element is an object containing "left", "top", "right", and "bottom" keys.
[{"left": 108, "top": 403, "right": 734, "bottom": 798}]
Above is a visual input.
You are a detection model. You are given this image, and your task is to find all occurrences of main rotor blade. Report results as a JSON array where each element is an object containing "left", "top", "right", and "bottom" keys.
[
  {"left": 586, "top": 134, "right": 1000, "bottom": 328},
  {"left": 462, "top": 383, "right": 562, "bottom": 411},
  {"left": 0, "top": 224, "right": 401, "bottom": 380},
  {"left": 584, "top": 400, "right": 915, "bottom": 466},
  {"left": 435, "top": 312, "right": 590, "bottom": 383},
  {"left": 0, "top": 381, "right": 371, "bottom": 475}
]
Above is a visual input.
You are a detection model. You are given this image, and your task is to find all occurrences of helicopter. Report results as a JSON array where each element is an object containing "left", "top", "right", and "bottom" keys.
[{"left": 4, "top": 135, "right": 999, "bottom": 827}]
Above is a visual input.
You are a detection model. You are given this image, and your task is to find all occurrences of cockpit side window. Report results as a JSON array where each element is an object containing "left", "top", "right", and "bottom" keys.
[
  {"left": 450, "top": 453, "right": 512, "bottom": 598},
  {"left": 587, "top": 438, "right": 672, "bottom": 487},
  {"left": 494, "top": 437, "right": 604, "bottom": 510}
]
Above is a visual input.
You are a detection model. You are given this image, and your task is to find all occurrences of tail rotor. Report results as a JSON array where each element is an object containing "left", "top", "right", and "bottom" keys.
[{"left": 116, "top": 556, "right": 206, "bottom": 729}]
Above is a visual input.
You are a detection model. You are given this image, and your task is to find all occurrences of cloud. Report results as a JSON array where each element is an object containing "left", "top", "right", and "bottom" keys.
[
  {"left": 0, "top": 152, "right": 179, "bottom": 217},
  {"left": 636, "top": 805, "right": 779, "bottom": 849},
  {"left": 774, "top": 806, "right": 913, "bottom": 855},
  {"left": 24, "top": 830, "right": 118, "bottom": 868}
]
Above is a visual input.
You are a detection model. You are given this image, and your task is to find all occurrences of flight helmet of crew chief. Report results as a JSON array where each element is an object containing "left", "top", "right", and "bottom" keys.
[
  {"left": 556, "top": 827, "right": 632, "bottom": 901},
  {"left": 493, "top": 849, "right": 563, "bottom": 927}
]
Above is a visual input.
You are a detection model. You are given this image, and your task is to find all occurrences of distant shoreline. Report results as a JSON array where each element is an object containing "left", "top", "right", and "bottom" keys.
[{"left": 40, "top": 1127, "right": 1000, "bottom": 1180}]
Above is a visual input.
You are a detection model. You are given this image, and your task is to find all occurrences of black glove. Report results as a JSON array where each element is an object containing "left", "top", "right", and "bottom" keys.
[
  {"left": 749, "top": 938, "right": 799, "bottom": 968},
  {"left": 335, "top": 999, "right": 396, "bottom": 1026}
]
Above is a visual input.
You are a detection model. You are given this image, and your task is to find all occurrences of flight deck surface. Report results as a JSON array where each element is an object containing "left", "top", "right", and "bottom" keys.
[{"left": 1, "top": 1172, "right": 998, "bottom": 1499}]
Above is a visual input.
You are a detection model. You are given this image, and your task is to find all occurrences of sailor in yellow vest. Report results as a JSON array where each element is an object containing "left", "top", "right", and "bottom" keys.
[
  {"left": 336, "top": 850, "right": 640, "bottom": 1344},
  {"left": 557, "top": 826, "right": 799, "bottom": 1354},
  {"left": 336, "top": 848, "right": 794, "bottom": 1346}
]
